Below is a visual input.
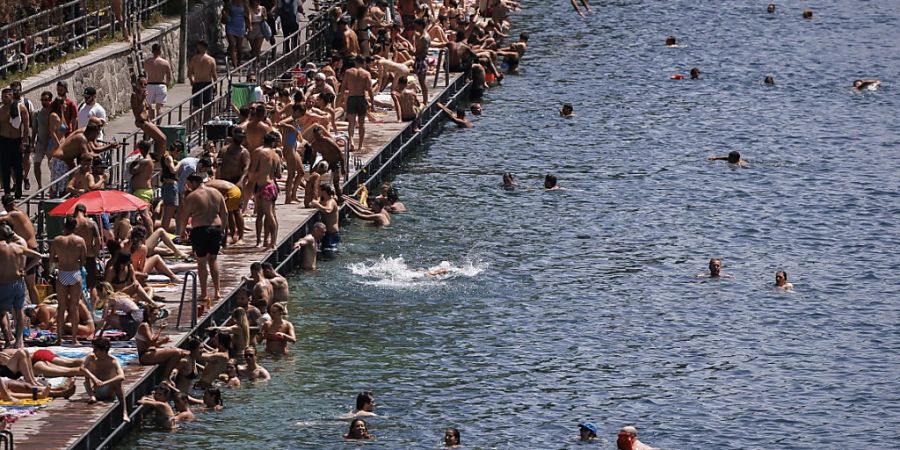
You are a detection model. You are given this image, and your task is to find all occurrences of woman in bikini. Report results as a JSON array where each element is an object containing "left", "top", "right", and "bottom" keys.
[
  {"left": 96, "top": 281, "right": 145, "bottom": 340},
  {"left": 104, "top": 252, "right": 157, "bottom": 306},
  {"left": 134, "top": 301, "right": 187, "bottom": 380},
  {"left": 276, "top": 106, "right": 308, "bottom": 204},
  {"left": 125, "top": 226, "right": 182, "bottom": 283},
  {"left": 260, "top": 302, "right": 296, "bottom": 355},
  {"left": 208, "top": 307, "right": 251, "bottom": 358}
]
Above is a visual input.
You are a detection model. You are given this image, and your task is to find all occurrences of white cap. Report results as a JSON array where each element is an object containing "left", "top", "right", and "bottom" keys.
[{"left": 315, "top": 72, "right": 327, "bottom": 81}]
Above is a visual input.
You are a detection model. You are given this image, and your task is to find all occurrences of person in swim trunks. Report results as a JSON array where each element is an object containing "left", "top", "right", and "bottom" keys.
[
  {"left": 0, "top": 231, "right": 26, "bottom": 348},
  {"left": 49, "top": 217, "right": 87, "bottom": 345},
  {"left": 129, "top": 140, "right": 155, "bottom": 204},
  {"left": 413, "top": 19, "right": 431, "bottom": 104},
  {"left": 178, "top": 174, "right": 228, "bottom": 302},
  {"left": 188, "top": 40, "right": 217, "bottom": 116},
  {"left": 206, "top": 179, "right": 244, "bottom": 245},
  {"left": 83, "top": 338, "right": 131, "bottom": 423},
  {"left": 342, "top": 56, "right": 374, "bottom": 151},
  {"left": 311, "top": 185, "right": 341, "bottom": 254},
  {"left": 248, "top": 132, "right": 282, "bottom": 249}
]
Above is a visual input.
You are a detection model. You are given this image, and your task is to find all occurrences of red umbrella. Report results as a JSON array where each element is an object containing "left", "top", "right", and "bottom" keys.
[{"left": 48, "top": 190, "right": 149, "bottom": 216}]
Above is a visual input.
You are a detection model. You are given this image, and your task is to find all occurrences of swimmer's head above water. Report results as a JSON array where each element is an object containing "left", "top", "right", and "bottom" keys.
[
  {"left": 444, "top": 427, "right": 460, "bottom": 446},
  {"left": 578, "top": 422, "right": 598, "bottom": 441},
  {"left": 502, "top": 172, "right": 515, "bottom": 187},
  {"left": 666, "top": 36, "right": 677, "bottom": 46},
  {"left": 470, "top": 103, "right": 483, "bottom": 116},
  {"left": 544, "top": 173, "right": 558, "bottom": 190},
  {"left": 690, "top": 67, "right": 700, "bottom": 79},
  {"left": 803, "top": 9, "right": 813, "bottom": 19},
  {"left": 767, "top": 3, "right": 775, "bottom": 13},
  {"left": 727, "top": 151, "right": 741, "bottom": 164},
  {"left": 560, "top": 102, "right": 573, "bottom": 117},
  {"left": 764, "top": 76, "right": 775, "bottom": 85},
  {"left": 708, "top": 258, "right": 722, "bottom": 277}
]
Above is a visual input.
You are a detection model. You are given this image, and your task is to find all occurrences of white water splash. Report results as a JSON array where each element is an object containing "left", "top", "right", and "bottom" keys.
[{"left": 348, "top": 256, "right": 486, "bottom": 289}]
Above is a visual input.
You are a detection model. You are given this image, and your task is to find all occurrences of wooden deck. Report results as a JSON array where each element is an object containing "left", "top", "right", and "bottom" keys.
[{"left": 12, "top": 71, "right": 467, "bottom": 449}]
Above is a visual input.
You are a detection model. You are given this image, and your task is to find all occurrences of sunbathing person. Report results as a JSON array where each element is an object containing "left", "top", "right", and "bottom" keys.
[
  {"left": 125, "top": 226, "right": 184, "bottom": 282},
  {"left": 30, "top": 348, "right": 88, "bottom": 378},
  {"left": 104, "top": 251, "right": 157, "bottom": 306},
  {"left": 60, "top": 299, "right": 95, "bottom": 339},
  {"left": 0, "top": 348, "right": 46, "bottom": 388}
]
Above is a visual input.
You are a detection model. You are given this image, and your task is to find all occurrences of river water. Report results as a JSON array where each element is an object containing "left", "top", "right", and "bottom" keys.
[{"left": 120, "top": 1, "right": 900, "bottom": 448}]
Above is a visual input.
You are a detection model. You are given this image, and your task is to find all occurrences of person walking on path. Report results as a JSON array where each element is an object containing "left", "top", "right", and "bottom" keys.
[
  {"left": 144, "top": 43, "right": 173, "bottom": 121},
  {"left": 0, "top": 87, "right": 29, "bottom": 198}
]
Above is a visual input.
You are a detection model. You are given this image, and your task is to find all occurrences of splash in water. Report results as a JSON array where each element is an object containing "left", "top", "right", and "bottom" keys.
[{"left": 348, "top": 256, "right": 486, "bottom": 289}]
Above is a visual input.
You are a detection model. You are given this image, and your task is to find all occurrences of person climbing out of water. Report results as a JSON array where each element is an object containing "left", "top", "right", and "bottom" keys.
[
  {"left": 544, "top": 174, "right": 561, "bottom": 190},
  {"left": 436, "top": 102, "right": 472, "bottom": 128},
  {"left": 707, "top": 150, "right": 747, "bottom": 167},
  {"left": 444, "top": 427, "right": 461, "bottom": 447},
  {"left": 775, "top": 270, "right": 794, "bottom": 290},
  {"left": 852, "top": 79, "right": 880, "bottom": 91},
  {"left": 617, "top": 425, "right": 657, "bottom": 450},
  {"left": 344, "top": 418, "right": 374, "bottom": 440},
  {"left": 343, "top": 196, "right": 391, "bottom": 226},
  {"left": 579, "top": 422, "right": 598, "bottom": 441},
  {"left": 570, "top": 0, "right": 591, "bottom": 17},
  {"left": 560, "top": 103, "right": 574, "bottom": 117}
]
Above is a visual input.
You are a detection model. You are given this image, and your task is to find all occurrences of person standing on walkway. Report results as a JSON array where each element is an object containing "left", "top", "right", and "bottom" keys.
[
  {"left": 247, "top": 0, "right": 269, "bottom": 61},
  {"left": 342, "top": 56, "right": 373, "bottom": 152},
  {"left": 31, "top": 91, "right": 52, "bottom": 191},
  {"left": 178, "top": 174, "right": 229, "bottom": 303},
  {"left": 49, "top": 217, "right": 87, "bottom": 346},
  {"left": 413, "top": 18, "right": 430, "bottom": 105},
  {"left": 0, "top": 87, "right": 29, "bottom": 198},
  {"left": 56, "top": 81, "right": 78, "bottom": 137},
  {"left": 188, "top": 40, "right": 218, "bottom": 121},
  {"left": 77, "top": 87, "right": 108, "bottom": 141},
  {"left": 0, "top": 224, "right": 27, "bottom": 348},
  {"left": 144, "top": 43, "right": 173, "bottom": 122},
  {"left": 277, "top": 0, "right": 302, "bottom": 54},
  {"left": 10, "top": 82, "right": 34, "bottom": 191},
  {"left": 1, "top": 195, "right": 38, "bottom": 307},
  {"left": 223, "top": 0, "right": 251, "bottom": 67}
]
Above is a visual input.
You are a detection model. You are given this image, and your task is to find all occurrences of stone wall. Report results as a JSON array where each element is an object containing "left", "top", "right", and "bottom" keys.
[{"left": 21, "top": 1, "right": 224, "bottom": 119}]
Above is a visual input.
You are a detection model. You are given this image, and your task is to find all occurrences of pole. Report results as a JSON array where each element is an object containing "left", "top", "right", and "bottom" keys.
[{"left": 177, "top": 0, "right": 188, "bottom": 83}]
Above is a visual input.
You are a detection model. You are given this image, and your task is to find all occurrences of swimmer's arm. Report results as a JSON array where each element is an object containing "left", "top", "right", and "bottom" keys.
[
  {"left": 707, "top": 155, "right": 729, "bottom": 161},
  {"left": 292, "top": 235, "right": 315, "bottom": 249},
  {"left": 281, "top": 323, "right": 297, "bottom": 343}
]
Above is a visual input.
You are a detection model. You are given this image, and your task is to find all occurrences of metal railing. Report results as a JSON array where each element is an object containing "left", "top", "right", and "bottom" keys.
[
  {"left": 176, "top": 270, "right": 198, "bottom": 329},
  {"left": 0, "top": 0, "right": 170, "bottom": 78}
]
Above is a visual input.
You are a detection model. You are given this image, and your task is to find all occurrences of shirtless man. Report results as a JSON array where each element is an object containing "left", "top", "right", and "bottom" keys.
[
  {"left": 0, "top": 231, "right": 26, "bottom": 347},
  {"left": 311, "top": 185, "right": 341, "bottom": 253},
  {"left": 129, "top": 140, "right": 155, "bottom": 205},
  {"left": 775, "top": 271, "right": 794, "bottom": 290},
  {"left": 497, "top": 32, "right": 528, "bottom": 74},
  {"left": 0, "top": 88, "right": 30, "bottom": 198},
  {"left": 374, "top": 55, "right": 412, "bottom": 93},
  {"left": 344, "top": 196, "right": 391, "bottom": 226},
  {"left": 617, "top": 426, "right": 657, "bottom": 450},
  {"left": 144, "top": 43, "right": 173, "bottom": 121},
  {"left": 260, "top": 302, "right": 296, "bottom": 355},
  {"left": 708, "top": 150, "right": 748, "bottom": 167},
  {"left": 130, "top": 78, "right": 169, "bottom": 160},
  {"left": 412, "top": 19, "right": 431, "bottom": 104},
  {"left": 66, "top": 154, "right": 104, "bottom": 196},
  {"left": 187, "top": 40, "right": 217, "bottom": 119},
  {"left": 72, "top": 203, "right": 102, "bottom": 306},
  {"left": 238, "top": 346, "right": 270, "bottom": 381},
  {"left": 49, "top": 217, "right": 87, "bottom": 345},
  {"left": 304, "top": 161, "right": 328, "bottom": 208},
  {"left": 436, "top": 102, "right": 472, "bottom": 128},
  {"left": 137, "top": 388, "right": 175, "bottom": 430},
  {"left": 262, "top": 263, "right": 289, "bottom": 305},
  {"left": 83, "top": 338, "right": 130, "bottom": 422},
  {"left": 292, "top": 222, "right": 326, "bottom": 270},
  {"left": 248, "top": 131, "right": 282, "bottom": 248},
  {"left": 178, "top": 174, "right": 229, "bottom": 302},
  {"left": 470, "top": 63, "right": 487, "bottom": 101},
  {"left": 248, "top": 262, "right": 273, "bottom": 307},
  {"left": 51, "top": 124, "right": 117, "bottom": 196},
  {"left": 698, "top": 258, "right": 733, "bottom": 279},
  {"left": 206, "top": 179, "right": 244, "bottom": 245},
  {"left": 244, "top": 104, "right": 274, "bottom": 153},
  {"left": 307, "top": 125, "right": 347, "bottom": 197},
  {"left": 342, "top": 56, "right": 374, "bottom": 151},
  {"left": 2, "top": 195, "right": 38, "bottom": 305},
  {"left": 393, "top": 77, "right": 420, "bottom": 122}
]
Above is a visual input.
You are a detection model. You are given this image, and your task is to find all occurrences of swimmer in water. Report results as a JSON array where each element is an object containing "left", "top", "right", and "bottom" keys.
[
  {"left": 416, "top": 267, "right": 451, "bottom": 277},
  {"left": 545, "top": 173, "right": 561, "bottom": 190},
  {"left": 767, "top": 3, "right": 775, "bottom": 13},
  {"left": 470, "top": 103, "right": 483, "bottom": 116},
  {"left": 707, "top": 150, "right": 748, "bottom": 167},
  {"left": 570, "top": 0, "right": 591, "bottom": 18},
  {"left": 579, "top": 422, "right": 598, "bottom": 441},
  {"left": 560, "top": 102, "right": 574, "bottom": 117},
  {"left": 436, "top": 102, "right": 473, "bottom": 128},
  {"left": 690, "top": 68, "right": 700, "bottom": 80},
  {"left": 617, "top": 425, "right": 658, "bottom": 450},
  {"left": 853, "top": 79, "right": 880, "bottom": 91},
  {"left": 346, "top": 391, "right": 377, "bottom": 418},
  {"left": 444, "top": 427, "right": 461, "bottom": 447},
  {"left": 803, "top": 9, "right": 812, "bottom": 19},
  {"left": 765, "top": 76, "right": 775, "bottom": 85},
  {"left": 775, "top": 270, "right": 794, "bottom": 290},
  {"left": 344, "top": 418, "right": 373, "bottom": 440},
  {"left": 502, "top": 172, "right": 516, "bottom": 189},
  {"left": 666, "top": 36, "right": 677, "bottom": 47},
  {"left": 698, "top": 258, "right": 734, "bottom": 279}
]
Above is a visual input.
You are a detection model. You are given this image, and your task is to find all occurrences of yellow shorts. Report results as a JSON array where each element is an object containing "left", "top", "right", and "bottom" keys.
[
  {"left": 133, "top": 188, "right": 153, "bottom": 204},
  {"left": 224, "top": 186, "right": 242, "bottom": 211}
]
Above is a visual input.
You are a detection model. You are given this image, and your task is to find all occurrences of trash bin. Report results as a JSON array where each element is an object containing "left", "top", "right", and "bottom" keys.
[
  {"left": 40, "top": 199, "right": 66, "bottom": 242},
  {"left": 231, "top": 82, "right": 256, "bottom": 109},
  {"left": 158, "top": 125, "right": 187, "bottom": 158}
]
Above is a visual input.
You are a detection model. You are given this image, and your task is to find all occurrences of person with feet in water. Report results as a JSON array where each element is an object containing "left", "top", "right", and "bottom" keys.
[
  {"left": 444, "top": 427, "right": 461, "bottom": 447},
  {"left": 345, "top": 418, "right": 374, "bottom": 440},
  {"left": 83, "top": 338, "right": 130, "bottom": 422},
  {"left": 707, "top": 150, "right": 747, "bottom": 167},
  {"left": 436, "top": 102, "right": 472, "bottom": 128},
  {"left": 775, "top": 270, "right": 794, "bottom": 290},
  {"left": 570, "top": 0, "right": 591, "bottom": 17},
  {"left": 560, "top": 102, "right": 574, "bottom": 117},
  {"left": 544, "top": 173, "right": 562, "bottom": 190},
  {"left": 293, "top": 222, "right": 326, "bottom": 270},
  {"left": 617, "top": 425, "right": 657, "bottom": 450},
  {"left": 579, "top": 422, "right": 598, "bottom": 441},
  {"left": 853, "top": 79, "right": 880, "bottom": 91}
]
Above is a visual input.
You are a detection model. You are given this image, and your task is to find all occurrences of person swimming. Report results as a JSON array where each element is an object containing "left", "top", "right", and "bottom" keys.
[
  {"left": 501, "top": 172, "right": 516, "bottom": 189},
  {"left": 560, "top": 103, "right": 574, "bottom": 117},
  {"left": 344, "top": 418, "right": 373, "bottom": 440},
  {"left": 444, "top": 427, "right": 461, "bottom": 447},
  {"left": 665, "top": 36, "right": 677, "bottom": 47},
  {"left": 544, "top": 173, "right": 561, "bottom": 190},
  {"left": 697, "top": 258, "right": 734, "bottom": 279},
  {"left": 579, "top": 422, "right": 598, "bottom": 441},
  {"left": 775, "top": 270, "right": 794, "bottom": 290},
  {"left": 470, "top": 103, "right": 483, "bottom": 116},
  {"left": 708, "top": 150, "right": 748, "bottom": 167},
  {"left": 617, "top": 425, "right": 657, "bottom": 450},
  {"left": 767, "top": 3, "right": 775, "bottom": 13},
  {"left": 764, "top": 76, "right": 775, "bottom": 85},
  {"left": 853, "top": 79, "right": 881, "bottom": 91},
  {"left": 803, "top": 9, "right": 813, "bottom": 19},
  {"left": 690, "top": 68, "right": 700, "bottom": 79}
]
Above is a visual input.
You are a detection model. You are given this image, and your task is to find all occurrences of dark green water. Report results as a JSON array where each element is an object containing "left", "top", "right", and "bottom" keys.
[{"left": 119, "top": 0, "right": 900, "bottom": 448}]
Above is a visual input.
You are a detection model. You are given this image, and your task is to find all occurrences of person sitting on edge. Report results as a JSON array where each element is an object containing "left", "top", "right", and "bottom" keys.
[
  {"left": 707, "top": 150, "right": 748, "bottom": 167},
  {"left": 292, "top": 222, "right": 327, "bottom": 270},
  {"left": 579, "top": 422, "right": 598, "bottom": 441},
  {"left": 444, "top": 427, "right": 461, "bottom": 447},
  {"left": 83, "top": 338, "right": 130, "bottom": 422},
  {"left": 345, "top": 418, "right": 374, "bottom": 440},
  {"left": 775, "top": 270, "right": 794, "bottom": 290},
  {"left": 436, "top": 102, "right": 472, "bottom": 128},
  {"left": 560, "top": 102, "right": 574, "bottom": 117},
  {"left": 545, "top": 173, "right": 561, "bottom": 190},
  {"left": 617, "top": 425, "right": 657, "bottom": 450},
  {"left": 344, "top": 196, "right": 391, "bottom": 226},
  {"left": 853, "top": 79, "right": 880, "bottom": 91}
]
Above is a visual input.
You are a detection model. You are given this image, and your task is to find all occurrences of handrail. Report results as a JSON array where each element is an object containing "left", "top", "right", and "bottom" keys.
[{"left": 177, "top": 270, "right": 198, "bottom": 329}]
